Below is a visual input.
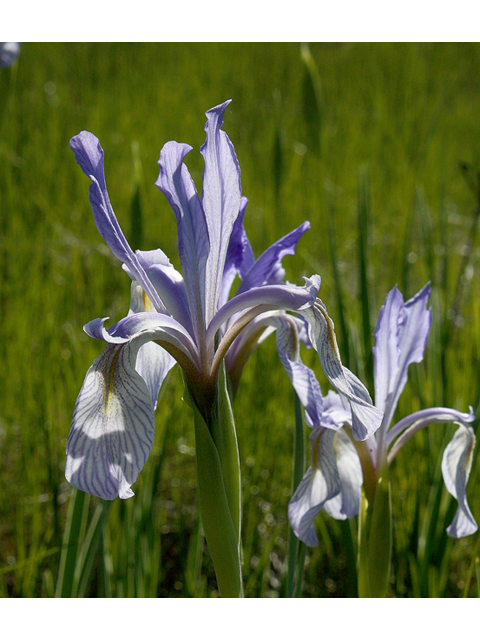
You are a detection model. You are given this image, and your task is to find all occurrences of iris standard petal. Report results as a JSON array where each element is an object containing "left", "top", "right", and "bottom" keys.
[
  {"left": 200, "top": 100, "right": 242, "bottom": 325},
  {"left": 376, "top": 284, "right": 432, "bottom": 425},
  {"left": 70, "top": 132, "right": 165, "bottom": 314},
  {"left": 66, "top": 342, "right": 155, "bottom": 500},
  {"left": 288, "top": 428, "right": 341, "bottom": 546},
  {"left": 220, "top": 196, "right": 254, "bottom": 308},
  {"left": 441, "top": 424, "right": 477, "bottom": 537},
  {"left": 146, "top": 263, "right": 194, "bottom": 336},
  {"left": 373, "top": 285, "right": 404, "bottom": 414},
  {"left": 235, "top": 222, "right": 311, "bottom": 296},
  {"left": 301, "top": 299, "right": 383, "bottom": 441},
  {"left": 155, "top": 140, "right": 209, "bottom": 335}
]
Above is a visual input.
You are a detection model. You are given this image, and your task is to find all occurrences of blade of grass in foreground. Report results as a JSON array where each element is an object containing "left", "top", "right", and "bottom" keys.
[
  {"left": 55, "top": 489, "right": 112, "bottom": 598},
  {"left": 357, "top": 165, "right": 373, "bottom": 389},
  {"left": 286, "top": 391, "right": 306, "bottom": 597},
  {"left": 55, "top": 488, "right": 88, "bottom": 597}
]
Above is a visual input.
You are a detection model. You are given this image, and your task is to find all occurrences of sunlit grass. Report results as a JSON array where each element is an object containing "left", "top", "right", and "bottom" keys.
[{"left": 1, "top": 42, "right": 479, "bottom": 597}]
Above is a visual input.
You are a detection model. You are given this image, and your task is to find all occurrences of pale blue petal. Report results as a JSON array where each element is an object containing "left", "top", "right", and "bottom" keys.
[
  {"left": 273, "top": 316, "right": 325, "bottom": 429},
  {"left": 372, "top": 285, "right": 404, "bottom": 414},
  {"left": 66, "top": 342, "right": 155, "bottom": 500},
  {"left": 146, "top": 263, "right": 194, "bottom": 336},
  {"left": 235, "top": 221, "right": 311, "bottom": 296},
  {"left": 200, "top": 100, "right": 242, "bottom": 325},
  {"left": 323, "top": 428, "right": 363, "bottom": 519},
  {"left": 70, "top": 132, "right": 165, "bottom": 314},
  {"left": 441, "top": 424, "right": 477, "bottom": 537},
  {"left": 220, "top": 197, "right": 254, "bottom": 307},
  {"left": 288, "top": 428, "right": 341, "bottom": 546},
  {"left": 127, "top": 281, "right": 176, "bottom": 410},
  {"left": 208, "top": 278, "right": 321, "bottom": 344},
  {"left": 301, "top": 299, "right": 383, "bottom": 441},
  {"left": 135, "top": 341, "right": 176, "bottom": 410},
  {"left": 86, "top": 312, "right": 200, "bottom": 369},
  {"left": 155, "top": 140, "right": 209, "bottom": 335},
  {"left": 387, "top": 405, "right": 475, "bottom": 452},
  {"left": 322, "top": 390, "right": 352, "bottom": 427},
  {"left": 374, "top": 284, "right": 432, "bottom": 426}
]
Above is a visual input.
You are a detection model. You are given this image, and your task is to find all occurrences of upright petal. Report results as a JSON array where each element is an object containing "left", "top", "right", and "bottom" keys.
[
  {"left": 66, "top": 342, "right": 155, "bottom": 500},
  {"left": 70, "top": 132, "right": 166, "bottom": 314},
  {"left": 441, "top": 424, "right": 477, "bottom": 537},
  {"left": 374, "top": 284, "right": 432, "bottom": 426},
  {"left": 146, "top": 263, "right": 194, "bottom": 337},
  {"left": 220, "top": 197, "right": 254, "bottom": 307},
  {"left": 156, "top": 141, "right": 209, "bottom": 337},
  {"left": 301, "top": 298, "right": 383, "bottom": 441},
  {"left": 372, "top": 285, "right": 404, "bottom": 414},
  {"left": 200, "top": 100, "right": 242, "bottom": 324},
  {"left": 235, "top": 221, "right": 311, "bottom": 296},
  {"left": 124, "top": 250, "right": 193, "bottom": 332},
  {"left": 288, "top": 428, "right": 341, "bottom": 546}
]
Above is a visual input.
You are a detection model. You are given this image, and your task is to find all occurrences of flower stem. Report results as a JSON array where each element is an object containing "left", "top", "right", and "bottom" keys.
[
  {"left": 357, "top": 463, "right": 392, "bottom": 598},
  {"left": 187, "top": 366, "right": 243, "bottom": 597}
]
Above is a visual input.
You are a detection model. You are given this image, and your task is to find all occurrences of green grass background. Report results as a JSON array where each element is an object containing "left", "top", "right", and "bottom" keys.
[{"left": 1, "top": 42, "right": 480, "bottom": 597}]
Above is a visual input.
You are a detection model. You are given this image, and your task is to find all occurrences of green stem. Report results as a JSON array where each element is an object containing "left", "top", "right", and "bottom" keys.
[
  {"left": 186, "top": 366, "right": 243, "bottom": 597},
  {"left": 357, "top": 463, "right": 392, "bottom": 598}
]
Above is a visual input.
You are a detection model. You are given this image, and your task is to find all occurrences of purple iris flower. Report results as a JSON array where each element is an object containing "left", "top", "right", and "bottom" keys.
[
  {"left": 0, "top": 42, "right": 21, "bottom": 67},
  {"left": 66, "top": 100, "right": 382, "bottom": 501},
  {"left": 289, "top": 283, "right": 477, "bottom": 545}
]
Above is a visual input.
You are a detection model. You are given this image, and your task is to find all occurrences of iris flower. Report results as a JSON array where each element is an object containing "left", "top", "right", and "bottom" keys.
[
  {"left": 289, "top": 283, "right": 477, "bottom": 546},
  {"left": 66, "top": 100, "right": 382, "bottom": 501},
  {"left": 0, "top": 42, "right": 21, "bottom": 67}
]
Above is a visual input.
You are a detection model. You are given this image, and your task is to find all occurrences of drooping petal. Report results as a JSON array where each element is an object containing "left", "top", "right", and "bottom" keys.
[
  {"left": 288, "top": 428, "right": 341, "bottom": 546},
  {"left": 323, "top": 428, "right": 363, "bottom": 520},
  {"left": 66, "top": 342, "right": 155, "bottom": 500},
  {"left": 374, "top": 284, "right": 432, "bottom": 426},
  {"left": 155, "top": 140, "right": 209, "bottom": 337},
  {"left": 272, "top": 315, "right": 325, "bottom": 429},
  {"left": 135, "top": 341, "right": 176, "bottom": 410},
  {"left": 322, "top": 390, "right": 352, "bottom": 428},
  {"left": 442, "top": 424, "right": 478, "bottom": 537},
  {"left": 301, "top": 298, "right": 383, "bottom": 441},
  {"left": 200, "top": 100, "right": 242, "bottom": 325},
  {"left": 70, "top": 132, "right": 166, "bottom": 314},
  {"left": 208, "top": 278, "right": 321, "bottom": 345},
  {"left": 85, "top": 312, "right": 200, "bottom": 375},
  {"left": 235, "top": 221, "right": 311, "bottom": 296},
  {"left": 386, "top": 406, "right": 475, "bottom": 459}
]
